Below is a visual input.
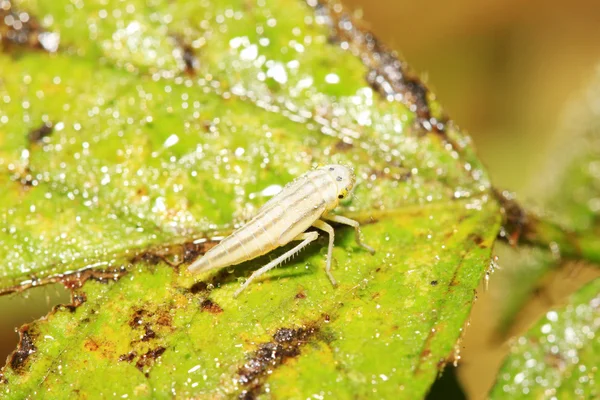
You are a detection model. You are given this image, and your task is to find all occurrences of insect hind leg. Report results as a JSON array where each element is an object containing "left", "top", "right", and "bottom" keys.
[{"left": 233, "top": 231, "right": 319, "bottom": 297}]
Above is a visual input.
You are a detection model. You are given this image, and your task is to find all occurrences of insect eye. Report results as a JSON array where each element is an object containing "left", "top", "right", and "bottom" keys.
[
  {"left": 336, "top": 176, "right": 342, "bottom": 181},
  {"left": 338, "top": 194, "right": 344, "bottom": 199},
  {"left": 329, "top": 167, "right": 335, "bottom": 171}
]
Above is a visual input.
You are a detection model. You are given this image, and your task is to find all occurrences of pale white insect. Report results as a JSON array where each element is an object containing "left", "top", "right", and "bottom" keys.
[{"left": 188, "top": 164, "right": 375, "bottom": 297}]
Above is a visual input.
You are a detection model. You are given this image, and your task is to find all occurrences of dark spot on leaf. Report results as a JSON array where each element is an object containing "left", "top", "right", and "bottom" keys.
[
  {"left": 314, "top": 3, "right": 441, "bottom": 128},
  {"left": 183, "top": 242, "right": 205, "bottom": 263},
  {"left": 295, "top": 291, "right": 306, "bottom": 299},
  {"left": 177, "top": 39, "right": 199, "bottom": 75},
  {"left": 0, "top": 3, "right": 53, "bottom": 52},
  {"left": 60, "top": 267, "right": 127, "bottom": 290},
  {"left": 190, "top": 281, "right": 209, "bottom": 294},
  {"left": 436, "top": 357, "right": 447, "bottom": 369},
  {"left": 14, "top": 168, "right": 35, "bottom": 187},
  {"left": 200, "top": 298, "right": 224, "bottom": 314},
  {"left": 129, "top": 309, "right": 146, "bottom": 328},
  {"left": 135, "top": 347, "right": 166, "bottom": 377},
  {"left": 27, "top": 122, "right": 54, "bottom": 143},
  {"left": 60, "top": 304, "right": 78, "bottom": 313},
  {"left": 141, "top": 324, "right": 157, "bottom": 342},
  {"left": 333, "top": 139, "right": 353, "bottom": 152},
  {"left": 9, "top": 326, "right": 37, "bottom": 371},
  {"left": 130, "top": 251, "right": 162, "bottom": 265},
  {"left": 469, "top": 233, "right": 485, "bottom": 248},
  {"left": 494, "top": 189, "right": 539, "bottom": 248},
  {"left": 237, "top": 326, "right": 318, "bottom": 398},
  {"left": 118, "top": 351, "right": 137, "bottom": 363},
  {"left": 189, "top": 268, "right": 232, "bottom": 293},
  {"left": 431, "top": 280, "right": 438, "bottom": 286},
  {"left": 72, "top": 292, "right": 87, "bottom": 307},
  {"left": 127, "top": 240, "right": 215, "bottom": 269},
  {"left": 311, "top": 1, "right": 471, "bottom": 159}
]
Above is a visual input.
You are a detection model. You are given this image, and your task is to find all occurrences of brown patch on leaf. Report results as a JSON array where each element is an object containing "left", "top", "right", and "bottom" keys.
[
  {"left": 333, "top": 139, "right": 353, "bottom": 152},
  {"left": 181, "top": 43, "right": 199, "bottom": 75},
  {"left": 200, "top": 298, "right": 224, "bottom": 314},
  {"left": 171, "top": 35, "right": 199, "bottom": 75},
  {"left": 188, "top": 268, "right": 234, "bottom": 294},
  {"left": 129, "top": 239, "right": 216, "bottom": 269},
  {"left": 8, "top": 325, "right": 37, "bottom": 371},
  {"left": 128, "top": 307, "right": 174, "bottom": 345},
  {"left": 141, "top": 324, "right": 157, "bottom": 342},
  {"left": 71, "top": 292, "right": 87, "bottom": 307},
  {"left": 129, "top": 309, "right": 146, "bottom": 328},
  {"left": 0, "top": 2, "right": 56, "bottom": 52},
  {"left": 0, "top": 238, "right": 217, "bottom": 297},
  {"left": 310, "top": 1, "right": 446, "bottom": 134},
  {"left": 156, "top": 311, "right": 172, "bottom": 327},
  {"left": 84, "top": 338, "right": 100, "bottom": 352},
  {"left": 295, "top": 290, "right": 306, "bottom": 299},
  {"left": 493, "top": 188, "right": 586, "bottom": 258},
  {"left": 237, "top": 326, "right": 318, "bottom": 398},
  {"left": 469, "top": 233, "right": 484, "bottom": 246},
  {"left": 27, "top": 122, "right": 54, "bottom": 143},
  {"left": 0, "top": 266, "right": 128, "bottom": 297},
  {"left": 190, "top": 281, "right": 209, "bottom": 294},
  {"left": 135, "top": 347, "right": 166, "bottom": 377},
  {"left": 494, "top": 189, "right": 530, "bottom": 246},
  {"left": 129, "top": 252, "right": 162, "bottom": 266},
  {"left": 118, "top": 351, "right": 137, "bottom": 363}
]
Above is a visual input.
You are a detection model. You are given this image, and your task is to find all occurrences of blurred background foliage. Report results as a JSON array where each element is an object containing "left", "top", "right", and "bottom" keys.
[
  {"left": 2, "top": 0, "right": 600, "bottom": 398},
  {"left": 338, "top": 0, "right": 600, "bottom": 397}
]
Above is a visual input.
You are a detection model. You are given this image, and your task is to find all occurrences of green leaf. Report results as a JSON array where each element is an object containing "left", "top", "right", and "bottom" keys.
[
  {"left": 0, "top": 0, "right": 500, "bottom": 397},
  {"left": 489, "top": 278, "right": 600, "bottom": 399}
]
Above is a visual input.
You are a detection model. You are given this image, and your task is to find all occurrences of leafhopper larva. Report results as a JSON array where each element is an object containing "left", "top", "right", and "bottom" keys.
[{"left": 188, "top": 164, "right": 374, "bottom": 297}]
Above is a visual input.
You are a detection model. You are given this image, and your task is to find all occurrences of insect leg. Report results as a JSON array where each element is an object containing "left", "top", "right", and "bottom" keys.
[
  {"left": 234, "top": 231, "right": 319, "bottom": 297},
  {"left": 312, "top": 220, "right": 337, "bottom": 287},
  {"left": 322, "top": 214, "right": 375, "bottom": 254}
]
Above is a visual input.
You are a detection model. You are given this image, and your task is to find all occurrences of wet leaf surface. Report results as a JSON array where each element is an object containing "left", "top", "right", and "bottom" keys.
[
  {"left": 0, "top": 0, "right": 500, "bottom": 397},
  {"left": 489, "top": 278, "right": 600, "bottom": 399}
]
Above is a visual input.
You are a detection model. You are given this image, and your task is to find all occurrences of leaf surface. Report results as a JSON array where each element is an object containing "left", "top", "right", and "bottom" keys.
[
  {"left": 489, "top": 279, "right": 600, "bottom": 399},
  {"left": 0, "top": 0, "right": 500, "bottom": 397}
]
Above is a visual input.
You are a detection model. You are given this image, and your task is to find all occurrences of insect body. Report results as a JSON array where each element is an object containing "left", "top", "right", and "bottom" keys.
[{"left": 188, "top": 164, "right": 375, "bottom": 297}]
